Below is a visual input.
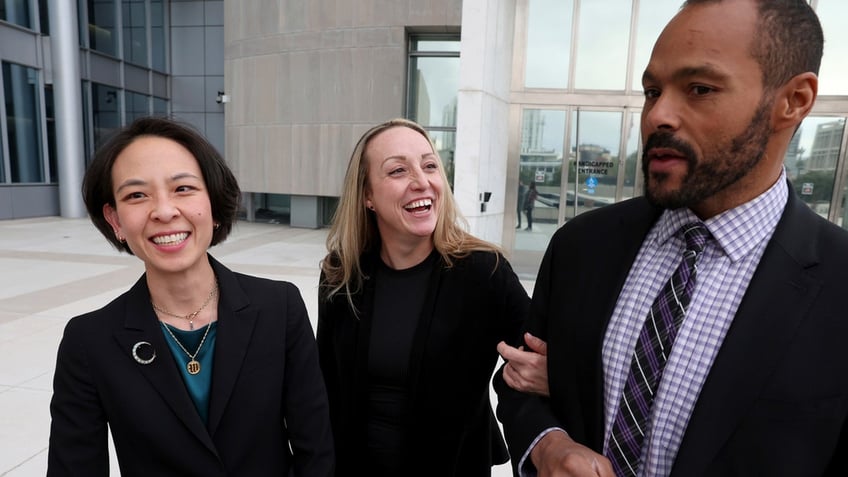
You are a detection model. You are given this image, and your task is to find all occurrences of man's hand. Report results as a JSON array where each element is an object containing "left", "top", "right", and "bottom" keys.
[
  {"left": 532, "top": 431, "right": 615, "bottom": 477},
  {"left": 497, "top": 332, "right": 549, "bottom": 396}
]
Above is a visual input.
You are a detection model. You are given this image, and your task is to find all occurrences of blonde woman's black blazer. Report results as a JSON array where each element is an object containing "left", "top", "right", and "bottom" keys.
[
  {"left": 318, "top": 250, "right": 530, "bottom": 476},
  {"left": 48, "top": 256, "right": 334, "bottom": 476}
]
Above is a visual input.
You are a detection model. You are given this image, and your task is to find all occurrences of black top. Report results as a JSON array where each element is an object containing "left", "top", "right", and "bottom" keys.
[{"left": 367, "top": 251, "right": 437, "bottom": 474}]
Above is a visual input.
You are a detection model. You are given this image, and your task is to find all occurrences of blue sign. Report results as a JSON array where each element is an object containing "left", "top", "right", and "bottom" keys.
[{"left": 586, "top": 176, "right": 598, "bottom": 188}]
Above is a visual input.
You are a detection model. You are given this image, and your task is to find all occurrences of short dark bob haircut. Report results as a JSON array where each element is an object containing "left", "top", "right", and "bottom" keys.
[{"left": 82, "top": 116, "right": 241, "bottom": 254}]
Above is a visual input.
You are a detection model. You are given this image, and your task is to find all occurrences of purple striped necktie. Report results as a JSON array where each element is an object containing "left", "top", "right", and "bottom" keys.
[{"left": 606, "top": 222, "right": 711, "bottom": 477}]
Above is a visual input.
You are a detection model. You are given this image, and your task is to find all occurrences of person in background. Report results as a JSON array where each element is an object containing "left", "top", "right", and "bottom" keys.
[
  {"left": 317, "top": 118, "right": 530, "bottom": 476},
  {"left": 524, "top": 182, "right": 538, "bottom": 231},
  {"left": 517, "top": 180, "right": 528, "bottom": 229},
  {"left": 495, "top": 0, "right": 848, "bottom": 476},
  {"left": 48, "top": 117, "right": 334, "bottom": 476}
]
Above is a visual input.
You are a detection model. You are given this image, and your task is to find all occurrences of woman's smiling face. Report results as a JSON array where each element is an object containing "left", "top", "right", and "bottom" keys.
[
  {"left": 363, "top": 125, "right": 444, "bottom": 249},
  {"left": 103, "top": 136, "right": 215, "bottom": 277}
]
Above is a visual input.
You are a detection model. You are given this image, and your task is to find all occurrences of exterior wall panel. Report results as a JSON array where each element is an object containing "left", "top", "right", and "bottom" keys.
[{"left": 224, "top": 0, "right": 463, "bottom": 198}]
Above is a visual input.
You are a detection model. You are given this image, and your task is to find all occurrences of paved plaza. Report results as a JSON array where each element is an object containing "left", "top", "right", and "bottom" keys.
[{"left": 0, "top": 217, "right": 529, "bottom": 476}]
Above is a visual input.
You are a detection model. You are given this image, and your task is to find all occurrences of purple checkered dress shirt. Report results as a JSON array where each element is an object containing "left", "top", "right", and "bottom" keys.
[{"left": 601, "top": 171, "right": 787, "bottom": 476}]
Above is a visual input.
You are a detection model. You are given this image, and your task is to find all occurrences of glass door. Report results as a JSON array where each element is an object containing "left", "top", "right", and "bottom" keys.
[
  {"left": 514, "top": 107, "right": 636, "bottom": 259},
  {"left": 515, "top": 109, "right": 567, "bottom": 253},
  {"left": 564, "top": 109, "right": 624, "bottom": 220}
]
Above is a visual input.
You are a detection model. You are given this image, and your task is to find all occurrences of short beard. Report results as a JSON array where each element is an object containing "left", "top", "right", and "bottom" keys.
[{"left": 642, "top": 99, "right": 772, "bottom": 210}]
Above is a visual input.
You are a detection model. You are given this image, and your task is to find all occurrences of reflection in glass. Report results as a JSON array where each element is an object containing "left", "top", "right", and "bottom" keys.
[
  {"left": 427, "top": 130, "right": 456, "bottom": 188},
  {"left": 123, "top": 0, "right": 148, "bottom": 66},
  {"left": 567, "top": 110, "right": 622, "bottom": 219},
  {"left": 574, "top": 0, "right": 631, "bottom": 90},
  {"left": 524, "top": 0, "right": 573, "bottom": 89},
  {"left": 408, "top": 56, "right": 459, "bottom": 128},
  {"left": 88, "top": 0, "right": 117, "bottom": 56},
  {"left": 153, "top": 97, "right": 168, "bottom": 116},
  {"left": 254, "top": 193, "right": 291, "bottom": 224},
  {"left": 45, "top": 86, "right": 57, "bottom": 183},
  {"left": 92, "top": 83, "right": 121, "bottom": 148},
  {"left": 151, "top": 0, "right": 166, "bottom": 71},
  {"left": 126, "top": 91, "right": 149, "bottom": 123},
  {"left": 38, "top": 0, "right": 48, "bottom": 33},
  {"left": 516, "top": 109, "right": 566, "bottom": 251},
  {"left": 816, "top": 0, "right": 848, "bottom": 95},
  {"left": 3, "top": 63, "right": 44, "bottom": 183},
  {"left": 0, "top": 0, "right": 31, "bottom": 29},
  {"left": 630, "top": 0, "right": 679, "bottom": 91},
  {"left": 622, "top": 112, "right": 641, "bottom": 200},
  {"left": 786, "top": 116, "right": 845, "bottom": 220}
]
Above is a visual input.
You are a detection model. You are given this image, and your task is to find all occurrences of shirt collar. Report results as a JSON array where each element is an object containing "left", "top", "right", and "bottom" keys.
[{"left": 652, "top": 168, "right": 788, "bottom": 262}]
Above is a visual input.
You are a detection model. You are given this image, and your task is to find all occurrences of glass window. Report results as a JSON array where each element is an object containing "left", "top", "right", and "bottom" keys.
[
  {"left": 0, "top": 0, "right": 31, "bottom": 29},
  {"left": 254, "top": 193, "right": 291, "bottom": 224},
  {"left": 92, "top": 83, "right": 121, "bottom": 148},
  {"left": 126, "top": 91, "right": 149, "bottom": 122},
  {"left": 574, "top": 0, "right": 632, "bottom": 91},
  {"left": 816, "top": 0, "right": 848, "bottom": 95},
  {"left": 516, "top": 109, "right": 566, "bottom": 251},
  {"left": 153, "top": 96, "right": 168, "bottom": 116},
  {"left": 88, "top": 0, "right": 117, "bottom": 56},
  {"left": 45, "top": 86, "right": 57, "bottom": 183},
  {"left": 122, "top": 0, "right": 148, "bottom": 66},
  {"left": 3, "top": 62, "right": 44, "bottom": 183},
  {"left": 39, "top": 0, "right": 49, "bottom": 34},
  {"left": 429, "top": 130, "right": 456, "bottom": 186},
  {"left": 407, "top": 38, "right": 459, "bottom": 128},
  {"left": 408, "top": 35, "right": 460, "bottom": 187},
  {"left": 630, "top": 0, "right": 679, "bottom": 91},
  {"left": 151, "top": 0, "right": 166, "bottom": 72},
  {"left": 788, "top": 116, "right": 845, "bottom": 219},
  {"left": 524, "top": 0, "right": 573, "bottom": 89}
]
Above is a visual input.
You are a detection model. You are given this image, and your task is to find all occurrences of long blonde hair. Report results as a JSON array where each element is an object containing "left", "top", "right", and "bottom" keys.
[{"left": 321, "top": 118, "right": 500, "bottom": 303}]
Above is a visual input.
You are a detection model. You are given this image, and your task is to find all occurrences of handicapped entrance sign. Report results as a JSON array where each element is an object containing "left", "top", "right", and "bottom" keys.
[{"left": 586, "top": 177, "right": 598, "bottom": 188}]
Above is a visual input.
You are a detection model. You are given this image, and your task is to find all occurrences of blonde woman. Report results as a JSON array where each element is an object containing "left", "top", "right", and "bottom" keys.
[{"left": 318, "top": 118, "right": 531, "bottom": 476}]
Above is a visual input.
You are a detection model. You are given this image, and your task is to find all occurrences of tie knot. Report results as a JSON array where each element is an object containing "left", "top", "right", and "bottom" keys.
[{"left": 680, "top": 222, "right": 710, "bottom": 255}]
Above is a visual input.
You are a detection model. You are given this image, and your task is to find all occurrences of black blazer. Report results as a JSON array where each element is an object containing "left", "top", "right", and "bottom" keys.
[
  {"left": 48, "top": 255, "right": 334, "bottom": 477},
  {"left": 496, "top": 190, "right": 848, "bottom": 476},
  {"left": 318, "top": 250, "right": 530, "bottom": 476}
]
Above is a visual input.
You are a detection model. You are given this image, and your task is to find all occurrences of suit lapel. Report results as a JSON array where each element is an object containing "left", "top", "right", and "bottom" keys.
[
  {"left": 112, "top": 276, "right": 218, "bottom": 452},
  {"left": 579, "top": 200, "right": 662, "bottom": 448},
  {"left": 672, "top": 193, "right": 823, "bottom": 475},
  {"left": 207, "top": 258, "right": 257, "bottom": 436}
]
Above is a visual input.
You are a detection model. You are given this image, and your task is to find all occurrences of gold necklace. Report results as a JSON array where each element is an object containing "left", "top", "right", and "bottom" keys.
[
  {"left": 161, "top": 319, "right": 213, "bottom": 375},
  {"left": 151, "top": 280, "right": 218, "bottom": 330}
]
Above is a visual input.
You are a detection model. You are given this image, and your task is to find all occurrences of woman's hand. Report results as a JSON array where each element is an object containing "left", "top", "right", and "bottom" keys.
[{"left": 497, "top": 332, "right": 549, "bottom": 397}]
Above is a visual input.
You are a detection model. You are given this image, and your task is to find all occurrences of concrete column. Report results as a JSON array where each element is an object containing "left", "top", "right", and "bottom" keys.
[
  {"left": 49, "top": 0, "right": 87, "bottom": 218},
  {"left": 291, "top": 195, "right": 320, "bottom": 229},
  {"left": 454, "top": 0, "right": 516, "bottom": 245}
]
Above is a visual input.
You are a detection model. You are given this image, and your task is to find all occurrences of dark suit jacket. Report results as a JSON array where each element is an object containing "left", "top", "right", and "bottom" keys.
[
  {"left": 48, "top": 256, "right": 334, "bottom": 477},
  {"left": 317, "top": 250, "right": 530, "bottom": 476},
  {"left": 495, "top": 191, "right": 848, "bottom": 476}
]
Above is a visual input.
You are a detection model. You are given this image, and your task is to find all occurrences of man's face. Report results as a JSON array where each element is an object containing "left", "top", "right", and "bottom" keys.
[{"left": 640, "top": 0, "right": 774, "bottom": 213}]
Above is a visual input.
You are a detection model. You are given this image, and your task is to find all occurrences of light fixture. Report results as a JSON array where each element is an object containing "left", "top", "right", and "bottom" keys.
[{"left": 216, "top": 91, "right": 230, "bottom": 104}]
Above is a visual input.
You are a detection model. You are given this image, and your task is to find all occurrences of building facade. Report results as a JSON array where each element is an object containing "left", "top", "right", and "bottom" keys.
[{"left": 3, "top": 0, "right": 848, "bottom": 275}]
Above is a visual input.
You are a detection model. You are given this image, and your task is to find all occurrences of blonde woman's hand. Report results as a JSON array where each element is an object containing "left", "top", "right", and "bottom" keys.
[{"left": 497, "top": 332, "right": 549, "bottom": 397}]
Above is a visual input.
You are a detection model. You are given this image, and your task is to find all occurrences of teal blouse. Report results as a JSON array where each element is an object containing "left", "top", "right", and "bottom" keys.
[{"left": 160, "top": 322, "right": 217, "bottom": 425}]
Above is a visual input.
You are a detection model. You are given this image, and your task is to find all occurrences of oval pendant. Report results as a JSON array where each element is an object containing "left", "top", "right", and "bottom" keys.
[{"left": 187, "top": 360, "right": 201, "bottom": 375}]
